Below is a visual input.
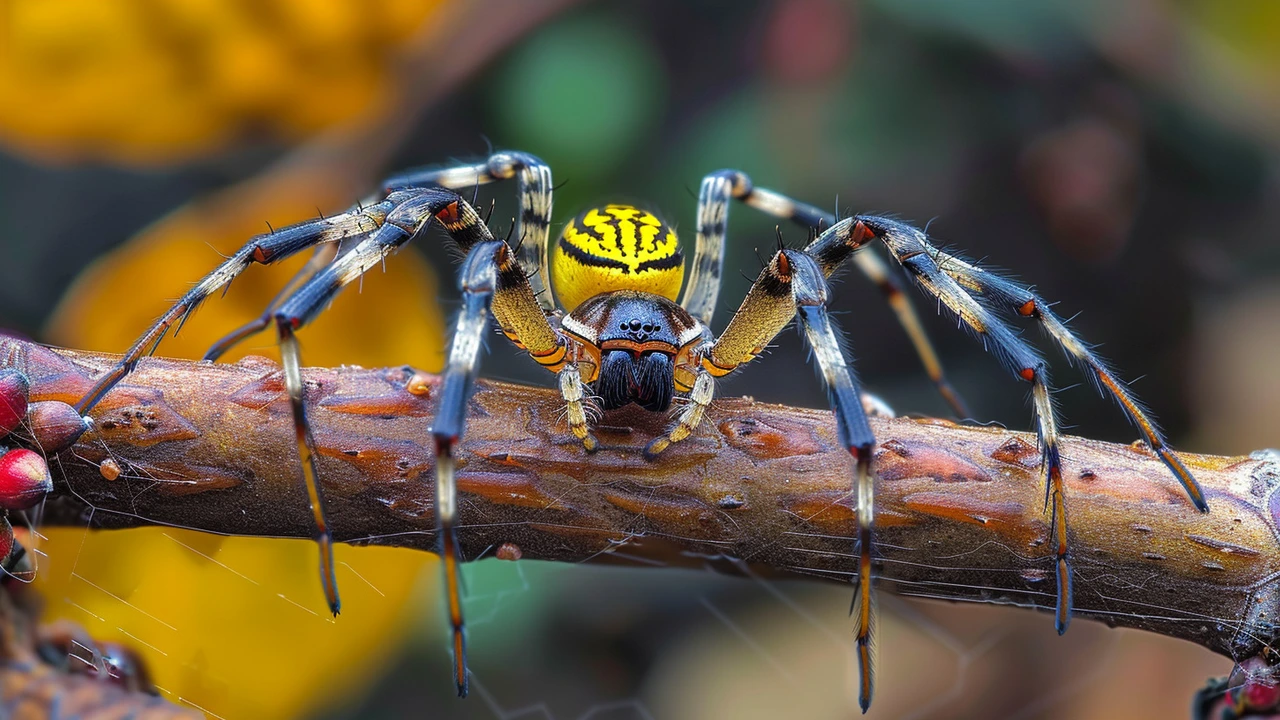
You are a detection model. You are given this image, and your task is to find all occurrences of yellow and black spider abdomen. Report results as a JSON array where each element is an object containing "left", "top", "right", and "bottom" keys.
[{"left": 551, "top": 204, "right": 684, "bottom": 311}]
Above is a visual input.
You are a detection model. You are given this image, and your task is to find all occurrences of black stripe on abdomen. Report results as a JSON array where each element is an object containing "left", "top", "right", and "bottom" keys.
[{"left": 558, "top": 236, "right": 632, "bottom": 272}]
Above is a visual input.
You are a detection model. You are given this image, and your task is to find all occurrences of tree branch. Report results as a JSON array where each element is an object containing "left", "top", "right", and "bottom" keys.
[{"left": 5, "top": 335, "right": 1277, "bottom": 664}]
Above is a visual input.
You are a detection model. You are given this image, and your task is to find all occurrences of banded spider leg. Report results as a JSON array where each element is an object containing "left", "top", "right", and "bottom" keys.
[
  {"left": 694, "top": 243, "right": 879, "bottom": 708},
  {"left": 849, "top": 214, "right": 1208, "bottom": 633},
  {"left": 74, "top": 152, "right": 558, "bottom": 622},
  {"left": 689, "top": 213, "right": 1206, "bottom": 709},
  {"left": 268, "top": 189, "right": 568, "bottom": 696},
  {"left": 682, "top": 169, "right": 971, "bottom": 417}
]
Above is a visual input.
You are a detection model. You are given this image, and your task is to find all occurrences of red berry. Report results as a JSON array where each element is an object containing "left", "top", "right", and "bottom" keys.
[
  {"left": 0, "top": 369, "right": 29, "bottom": 440},
  {"left": 0, "top": 448, "right": 52, "bottom": 510},
  {"left": 1242, "top": 678, "right": 1280, "bottom": 711}
]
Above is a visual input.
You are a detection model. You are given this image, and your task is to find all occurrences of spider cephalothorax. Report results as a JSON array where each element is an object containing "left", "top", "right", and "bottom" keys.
[
  {"left": 75, "top": 151, "right": 1207, "bottom": 712},
  {"left": 561, "top": 289, "right": 706, "bottom": 413}
]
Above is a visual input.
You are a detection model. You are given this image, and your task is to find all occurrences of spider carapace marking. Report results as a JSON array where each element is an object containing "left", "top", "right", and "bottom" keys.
[
  {"left": 73, "top": 151, "right": 1209, "bottom": 713},
  {"left": 552, "top": 204, "right": 684, "bottom": 311}
]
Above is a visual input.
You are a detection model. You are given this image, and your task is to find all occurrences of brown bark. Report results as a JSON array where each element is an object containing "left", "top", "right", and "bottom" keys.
[{"left": 4, "top": 335, "right": 1277, "bottom": 666}]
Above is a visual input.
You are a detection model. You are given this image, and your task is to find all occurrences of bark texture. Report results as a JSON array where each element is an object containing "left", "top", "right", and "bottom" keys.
[{"left": 4, "top": 335, "right": 1278, "bottom": 666}]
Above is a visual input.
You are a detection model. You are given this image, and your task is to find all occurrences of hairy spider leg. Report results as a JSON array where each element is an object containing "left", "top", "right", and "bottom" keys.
[
  {"left": 649, "top": 217, "right": 882, "bottom": 455},
  {"left": 558, "top": 364, "right": 599, "bottom": 451},
  {"left": 792, "top": 261, "right": 878, "bottom": 714},
  {"left": 207, "top": 154, "right": 554, "bottom": 362},
  {"left": 849, "top": 214, "right": 1131, "bottom": 639},
  {"left": 645, "top": 216, "right": 853, "bottom": 456},
  {"left": 203, "top": 242, "right": 341, "bottom": 361},
  {"left": 267, "top": 189, "right": 491, "bottom": 619},
  {"left": 74, "top": 199, "right": 396, "bottom": 415},
  {"left": 425, "top": 237, "right": 574, "bottom": 694},
  {"left": 431, "top": 242, "right": 505, "bottom": 698},
  {"left": 384, "top": 151, "right": 556, "bottom": 313},
  {"left": 277, "top": 321, "right": 340, "bottom": 613},
  {"left": 930, "top": 257, "right": 1208, "bottom": 511},
  {"left": 698, "top": 244, "right": 878, "bottom": 711},
  {"left": 434, "top": 236, "right": 575, "bottom": 693},
  {"left": 853, "top": 216, "right": 1207, "bottom": 631},
  {"left": 681, "top": 169, "right": 970, "bottom": 418},
  {"left": 272, "top": 190, "right": 568, "bottom": 696},
  {"left": 78, "top": 152, "right": 555, "bottom": 417},
  {"left": 640, "top": 370, "right": 713, "bottom": 458}
]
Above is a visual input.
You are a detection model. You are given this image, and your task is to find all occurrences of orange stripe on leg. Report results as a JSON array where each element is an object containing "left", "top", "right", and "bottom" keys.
[
  {"left": 700, "top": 356, "right": 735, "bottom": 377},
  {"left": 442, "top": 526, "right": 468, "bottom": 696},
  {"left": 1095, "top": 369, "right": 1208, "bottom": 511}
]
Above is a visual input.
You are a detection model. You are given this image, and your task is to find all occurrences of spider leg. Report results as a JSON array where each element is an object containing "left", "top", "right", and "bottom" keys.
[
  {"left": 384, "top": 151, "right": 556, "bottom": 313},
  {"left": 791, "top": 259, "right": 877, "bottom": 714},
  {"left": 431, "top": 240, "right": 508, "bottom": 698},
  {"left": 206, "top": 150, "right": 557, "bottom": 363},
  {"left": 847, "top": 215, "right": 1099, "bottom": 636},
  {"left": 79, "top": 151, "right": 555, "bottom": 417},
  {"left": 75, "top": 199, "right": 395, "bottom": 415},
  {"left": 644, "top": 370, "right": 714, "bottom": 458},
  {"left": 271, "top": 188, "right": 566, "bottom": 694},
  {"left": 203, "top": 242, "right": 341, "bottom": 361},
  {"left": 429, "top": 238, "right": 569, "bottom": 694},
  {"left": 260, "top": 188, "right": 491, "bottom": 621},
  {"left": 276, "top": 322, "right": 340, "bottom": 615},
  {"left": 680, "top": 169, "right": 970, "bottom": 417},
  {"left": 404, "top": 155, "right": 586, "bottom": 450},
  {"left": 932, "top": 259, "right": 1208, "bottom": 511},
  {"left": 558, "top": 364, "right": 599, "bottom": 452},
  {"left": 701, "top": 245, "right": 878, "bottom": 711}
]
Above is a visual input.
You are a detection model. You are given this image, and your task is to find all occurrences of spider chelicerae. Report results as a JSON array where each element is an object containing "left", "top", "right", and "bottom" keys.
[{"left": 74, "top": 151, "right": 1207, "bottom": 712}]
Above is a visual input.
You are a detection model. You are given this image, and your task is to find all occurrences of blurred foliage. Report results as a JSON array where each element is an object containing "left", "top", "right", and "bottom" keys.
[
  {"left": 0, "top": 0, "right": 444, "bottom": 165},
  {"left": 490, "top": 14, "right": 666, "bottom": 178},
  {"left": 1182, "top": 0, "right": 1280, "bottom": 78},
  {"left": 34, "top": 529, "right": 429, "bottom": 719}
]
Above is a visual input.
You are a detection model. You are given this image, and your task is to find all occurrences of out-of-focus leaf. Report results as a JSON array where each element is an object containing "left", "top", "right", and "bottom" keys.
[
  {"left": 1181, "top": 0, "right": 1280, "bottom": 77},
  {"left": 489, "top": 14, "right": 665, "bottom": 180},
  {"left": 0, "top": 0, "right": 445, "bottom": 164},
  {"left": 34, "top": 528, "right": 433, "bottom": 719}
]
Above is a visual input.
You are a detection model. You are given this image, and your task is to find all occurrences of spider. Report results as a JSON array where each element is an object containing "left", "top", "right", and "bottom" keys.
[{"left": 74, "top": 151, "right": 1208, "bottom": 712}]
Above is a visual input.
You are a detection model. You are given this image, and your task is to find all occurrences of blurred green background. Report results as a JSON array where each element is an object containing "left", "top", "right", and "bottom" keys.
[{"left": 1, "top": 0, "right": 1277, "bottom": 717}]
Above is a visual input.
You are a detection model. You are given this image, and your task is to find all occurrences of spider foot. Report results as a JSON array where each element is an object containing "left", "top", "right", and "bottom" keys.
[
  {"left": 643, "top": 436, "right": 671, "bottom": 459},
  {"left": 1056, "top": 556, "right": 1072, "bottom": 635}
]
